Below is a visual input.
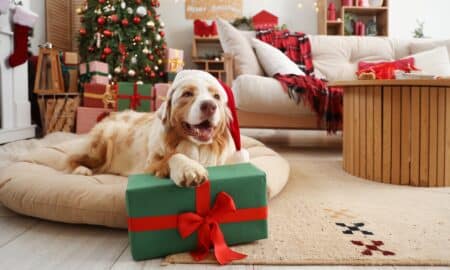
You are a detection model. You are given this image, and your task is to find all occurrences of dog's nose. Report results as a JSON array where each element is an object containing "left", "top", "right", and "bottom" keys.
[{"left": 200, "top": 100, "right": 217, "bottom": 116}]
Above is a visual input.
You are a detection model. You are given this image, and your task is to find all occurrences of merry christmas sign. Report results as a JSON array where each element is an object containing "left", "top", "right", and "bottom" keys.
[{"left": 185, "top": 0, "right": 243, "bottom": 20}]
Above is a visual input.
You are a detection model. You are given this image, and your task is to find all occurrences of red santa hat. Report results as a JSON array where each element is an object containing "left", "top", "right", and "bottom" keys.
[{"left": 165, "top": 70, "right": 249, "bottom": 163}]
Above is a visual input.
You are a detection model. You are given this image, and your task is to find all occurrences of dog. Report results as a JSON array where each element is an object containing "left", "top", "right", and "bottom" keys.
[{"left": 67, "top": 70, "right": 248, "bottom": 187}]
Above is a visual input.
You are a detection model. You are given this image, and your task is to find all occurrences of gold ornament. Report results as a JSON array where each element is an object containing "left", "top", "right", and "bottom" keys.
[{"left": 76, "top": 7, "right": 82, "bottom": 15}]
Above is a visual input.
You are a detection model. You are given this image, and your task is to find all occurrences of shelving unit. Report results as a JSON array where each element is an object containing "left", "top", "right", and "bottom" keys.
[
  {"left": 191, "top": 37, "right": 234, "bottom": 86},
  {"left": 318, "top": 0, "right": 389, "bottom": 36}
]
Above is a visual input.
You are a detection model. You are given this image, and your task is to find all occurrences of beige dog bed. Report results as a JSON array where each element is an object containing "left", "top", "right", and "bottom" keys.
[{"left": 0, "top": 134, "right": 289, "bottom": 229}]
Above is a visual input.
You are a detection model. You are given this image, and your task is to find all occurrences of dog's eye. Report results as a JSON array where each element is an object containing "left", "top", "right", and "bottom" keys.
[
  {"left": 182, "top": 91, "right": 193, "bottom": 98},
  {"left": 213, "top": 94, "right": 220, "bottom": 100}
]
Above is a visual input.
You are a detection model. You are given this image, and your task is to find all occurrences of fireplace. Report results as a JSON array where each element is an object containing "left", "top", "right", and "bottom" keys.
[{"left": 0, "top": 3, "right": 35, "bottom": 144}]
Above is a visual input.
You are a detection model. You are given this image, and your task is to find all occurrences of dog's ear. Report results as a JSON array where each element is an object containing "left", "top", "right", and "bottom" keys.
[{"left": 156, "top": 98, "right": 171, "bottom": 127}]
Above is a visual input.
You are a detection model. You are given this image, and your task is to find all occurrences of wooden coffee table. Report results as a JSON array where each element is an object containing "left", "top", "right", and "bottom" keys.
[{"left": 330, "top": 80, "right": 450, "bottom": 187}]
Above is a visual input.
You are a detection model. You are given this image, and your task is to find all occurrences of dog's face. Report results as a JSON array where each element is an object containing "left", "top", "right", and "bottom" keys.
[{"left": 157, "top": 77, "right": 230, "bottom": 145}]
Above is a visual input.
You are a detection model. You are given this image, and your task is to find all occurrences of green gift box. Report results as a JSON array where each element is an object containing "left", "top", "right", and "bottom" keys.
[
  {"left": 116, "top": 82, "right": 153, "bottom": 112},
  {"left": 126, "top": 163, "right": 268, "bottom": 263}
]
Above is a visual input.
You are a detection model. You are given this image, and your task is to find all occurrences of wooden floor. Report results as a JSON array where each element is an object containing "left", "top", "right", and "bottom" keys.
[{"left": 0, "top": 130, "right": 448, "bottom": 270}]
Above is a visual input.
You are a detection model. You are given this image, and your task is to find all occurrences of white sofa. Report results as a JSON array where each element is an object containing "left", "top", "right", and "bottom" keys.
[{"left": 230, "top": 35, "right": 450, "bottom": 129}]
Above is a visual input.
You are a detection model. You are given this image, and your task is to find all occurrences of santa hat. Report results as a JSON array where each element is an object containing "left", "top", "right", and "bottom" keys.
[{"left": 165, "top": 70, "right": 249, "bottom": 163}]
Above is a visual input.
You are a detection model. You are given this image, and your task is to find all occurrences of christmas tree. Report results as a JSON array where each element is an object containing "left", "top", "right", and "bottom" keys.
[{"left": 78, "top": 0, "right": 166, "bottom": 84}]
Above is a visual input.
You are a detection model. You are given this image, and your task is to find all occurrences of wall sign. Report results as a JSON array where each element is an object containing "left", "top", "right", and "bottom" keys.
[{"left": 185, "top": 0, "right": 243, "bottom": 20}]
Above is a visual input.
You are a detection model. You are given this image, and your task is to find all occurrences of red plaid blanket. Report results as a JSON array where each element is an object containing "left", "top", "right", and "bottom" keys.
[{"left": 256, "top": 29, "right": 343, "bottom": 133}]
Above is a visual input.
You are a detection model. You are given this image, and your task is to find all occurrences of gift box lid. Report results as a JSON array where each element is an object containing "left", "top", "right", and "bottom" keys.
[{"left": 126, "top": 163, "right": 267, "bottom": 218}]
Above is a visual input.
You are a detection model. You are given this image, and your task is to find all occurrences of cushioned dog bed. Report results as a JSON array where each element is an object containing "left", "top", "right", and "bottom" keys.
[{"left": 0, "top": 134, "right": 289, "bottom": 229}]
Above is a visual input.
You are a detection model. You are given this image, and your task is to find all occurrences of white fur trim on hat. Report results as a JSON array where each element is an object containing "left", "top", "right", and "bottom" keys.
[
  {"left": 13, "top": 6, "right": 38, "bottom": 28},
  {"left": 170, "top": 70, "right": 228, "bottom": 102},
  {"left": 227, "top": 149, "right": 250, "bottom": 164}
]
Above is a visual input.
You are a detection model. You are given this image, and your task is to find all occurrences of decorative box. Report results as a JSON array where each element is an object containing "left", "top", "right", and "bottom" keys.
[
  {"left": 165, "top": 48, "right": 184, "bottom": 73},
  {"left": 116, "top": 82, "right": 153, "bottom": 112},
  {"left": 76, "top": 107, "right": 112, "bottom": 134},
  {"left": 83, "top": 83, "right": 116, "bottom": 109},
  {"left": 153, "top": 83, "right": 171, "bottom": 111},
  {"left": 63, "top": 52, "right": 80, "bottom": 65},
  {"left": 126, "top": 163, "right": 268, "bottom": 264},
  {"left": 79, "top": 61, "right": 109, "bottom": 85}
]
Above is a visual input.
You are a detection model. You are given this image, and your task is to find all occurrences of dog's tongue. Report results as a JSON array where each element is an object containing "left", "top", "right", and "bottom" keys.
[{"left": 196, "top": 127, "right": 213, "bottom": 141}]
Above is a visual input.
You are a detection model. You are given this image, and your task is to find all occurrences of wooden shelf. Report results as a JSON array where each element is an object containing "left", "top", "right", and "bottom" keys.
[
  {"left": 343, "top": 6, "right": 388, "bottom": 15},
  {"left": 318, "top": 0, "right": 389, "bottom": 36},
  {"left": 192, "top": 58, "right": 225, "bottom": 63}
]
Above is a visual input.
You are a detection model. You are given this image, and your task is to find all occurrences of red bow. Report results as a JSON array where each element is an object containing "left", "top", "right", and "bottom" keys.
[
  {"left": 116, "top": 83, "right": 152, "bottom": 111},
  {"left": 177, "top": 182, "right": 247, "bottom": 265}
]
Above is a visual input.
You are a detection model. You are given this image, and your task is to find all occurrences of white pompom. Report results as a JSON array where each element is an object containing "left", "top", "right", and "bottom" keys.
[{"left": 228, "top": 149, "right": 250, "bottom": 164}]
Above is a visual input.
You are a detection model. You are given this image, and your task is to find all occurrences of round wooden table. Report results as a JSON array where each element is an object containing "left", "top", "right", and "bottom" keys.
[{"left": 331, "top": 80, "right": 450, "bottom": 187}]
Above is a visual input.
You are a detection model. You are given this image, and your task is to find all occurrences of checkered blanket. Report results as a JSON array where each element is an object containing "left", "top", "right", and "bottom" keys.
[{"left": 256, "top": 29, "right": 343, "bottom": 133}]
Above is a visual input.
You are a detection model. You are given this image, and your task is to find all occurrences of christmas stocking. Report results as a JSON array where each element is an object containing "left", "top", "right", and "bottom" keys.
[{"left": 8, "top": 6, "right": 38, "bottom": 68}]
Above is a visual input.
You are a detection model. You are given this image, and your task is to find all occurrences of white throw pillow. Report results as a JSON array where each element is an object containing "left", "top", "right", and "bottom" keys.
[
  {"left": 251, "top": 38, "right": 305, "bottom": 77},
  {"left": 404, "top": 46, "right": 450, "bottom": 76},
  {"left": 216, "top": 19, "right": 264, "bottom": 76}
]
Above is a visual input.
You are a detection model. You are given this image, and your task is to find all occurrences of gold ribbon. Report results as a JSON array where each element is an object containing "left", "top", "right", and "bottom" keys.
[{"left": 84, "top": 85, "right": 116, "bottom": 109}]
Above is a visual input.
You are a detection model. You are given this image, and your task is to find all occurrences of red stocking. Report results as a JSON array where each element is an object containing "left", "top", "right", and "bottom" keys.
[{"left": 8, "top": 6, "right": 38, "bottom": 68}]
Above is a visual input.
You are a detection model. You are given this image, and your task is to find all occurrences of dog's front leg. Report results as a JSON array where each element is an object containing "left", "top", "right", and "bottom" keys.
[{"left": 168, "top": 153, "right": 208, "bottom": 187}]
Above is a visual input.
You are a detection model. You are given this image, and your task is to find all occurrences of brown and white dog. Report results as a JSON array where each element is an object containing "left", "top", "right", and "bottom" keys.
[{"left": 67, "top": 70, "right": 248, "bottom": 187}]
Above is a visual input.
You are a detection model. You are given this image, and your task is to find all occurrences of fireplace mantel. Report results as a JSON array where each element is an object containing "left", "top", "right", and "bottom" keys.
[{"left": 0, "top": 2, "right": 35, "bottom": 144}]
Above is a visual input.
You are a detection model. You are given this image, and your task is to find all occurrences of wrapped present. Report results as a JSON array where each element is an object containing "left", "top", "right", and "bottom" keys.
[
  {"left": 83, "top": 83, "right": 116, "bottom": 109},
  {"left": 76, "top": 107, "right": 112, "bottom": 134},
  {"left": 152, "top": 83, "right": 171, "bottom": 111},
  {"left": 127, "top": 163, "right": 268, "bottom": 264},
  {"left": 63, "top": 52, "right": 80, "bottom": 65},
  {"left": 165, "top": 48, "right": 184, "bottom": 73},
  {"left": 79, "top": 61, "right": 109, "bottom": 85},
  {"left": 116, "top": 82, "right": 153, "bottom": 112}
]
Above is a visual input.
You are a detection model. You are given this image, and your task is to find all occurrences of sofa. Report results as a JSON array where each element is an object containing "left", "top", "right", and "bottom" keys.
[{"left": 216, "top": 19, "right": 450, "bottom": 129}]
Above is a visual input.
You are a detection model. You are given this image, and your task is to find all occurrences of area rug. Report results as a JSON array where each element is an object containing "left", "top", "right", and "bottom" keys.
[{"left": 165, "top": 156, "right": 450, "bottom": 266}]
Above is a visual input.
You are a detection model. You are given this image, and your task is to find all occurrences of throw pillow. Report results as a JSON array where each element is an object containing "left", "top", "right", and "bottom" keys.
[
  {"left": 404, "top": 46, "right": 450, "bottom": 76},
  {"left": 410, "top": 40, "right": 450, "bottom": 61},
  {"left": 216, "top": 19, "right": 264, "bottom": 76},
  {"left": 251, "top": 38, "right": 305, "bottom": 77}
]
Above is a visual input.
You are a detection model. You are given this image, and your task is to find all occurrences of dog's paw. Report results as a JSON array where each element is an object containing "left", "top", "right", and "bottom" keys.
[
  {"left": 169, "top": 155, "right": 208, "bottom": 187},
  {"left": 73, "top": 166, "right": 93, "bottom": 176}
]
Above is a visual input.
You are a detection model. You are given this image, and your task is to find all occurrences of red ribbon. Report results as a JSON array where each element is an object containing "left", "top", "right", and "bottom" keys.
[
  {"left": 127, "top": 181, "right": 267, "bottom": 265},
  {"left": 116, "top": 82, "right": 152, "bottom": 110}
]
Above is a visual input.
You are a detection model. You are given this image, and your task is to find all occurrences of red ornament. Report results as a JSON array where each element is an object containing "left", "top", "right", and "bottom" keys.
[
  {"left": 121, "top": 18, "right": 129, "bottom": 26},
  {"left": 110, "top": 14, "right": 119, "bottom": 22},
  {"left": 150, "top": 71, "right": 156, "bottom": 77},
  {"left": 134, "top": 35, "right": 142, "bottom": 42},
  {"left": 88, "top": 46, "right": 95, "bottom": 52},
  {"left": 136, "top": 0, "right": 142, "bottom": 3},
  {"left": 162, "top": 43, "right": 167, "bottom": 49},
  {"left": 159, "top": 71, "right": 164, "bottom": 77},
  {"left": 103, "top": 47, "right": 112, "bottom": 55},
  {"left": 99, "top": 0, "right": 106, "bottom": 3},
  {"left": 103, "top": 30, "right": 113, "bottom": 37},
  {"left": 101, "top": 54, "right": 106, "bottom": 60},
  {"left": 97, "top": 16, "right": 106, "bottom": 25},
  {"left": 144, "top": 66, "right": 151, "bottom": 73},
  {"left": 79, "top": 28, "right": 87, "bottom": 35},
  {"left": 148, "top": 54, "right": 154, "bottom": 60},
  {"left": 159, "top": 31, "right": 165, "bottom": 37},
  {"left": 133, "top": 16, "right": 141, "bottom": 24}
]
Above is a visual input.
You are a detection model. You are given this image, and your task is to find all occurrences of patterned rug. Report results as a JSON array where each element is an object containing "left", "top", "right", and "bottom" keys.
[{"left": 165, "top": 156, "right": 450, "bottom": 266}]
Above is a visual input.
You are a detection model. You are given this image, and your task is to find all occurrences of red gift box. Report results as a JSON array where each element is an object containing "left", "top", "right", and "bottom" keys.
[
  {"left": 152, "top": 83, "right": 171, "bottom": 111},
  {"left": 76, "top": 107, "right": 112, "bottom": 134},
  {"left": 83, "top": 83, "right": 116, "bottom": 109}
]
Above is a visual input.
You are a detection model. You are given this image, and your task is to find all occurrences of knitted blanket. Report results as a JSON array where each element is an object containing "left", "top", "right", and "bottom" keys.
[{"left": 256, "top": 29, "right": 343, "bottom": 133}]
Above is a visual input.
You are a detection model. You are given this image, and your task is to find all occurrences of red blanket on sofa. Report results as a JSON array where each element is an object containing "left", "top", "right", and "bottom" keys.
[{"left": 256, "top": 29, "right": 343, "bottom": 133}]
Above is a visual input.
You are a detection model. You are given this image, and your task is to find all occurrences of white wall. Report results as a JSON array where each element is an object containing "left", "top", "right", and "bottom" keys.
[
  {"left": 26, "top": 0, "right": 450, "bottom": 66},
  {"left": 389, "top": 0, "right": 450, "bottom": 39}
]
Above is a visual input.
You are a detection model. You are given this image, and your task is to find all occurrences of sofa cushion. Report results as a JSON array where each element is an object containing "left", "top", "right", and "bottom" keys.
[
  {"left": 410, "top": 39, "right": 450, "bottom": 58},
  {"left": 252, "top": 38, "right": 305, "bottom": 77},
  {"left": 216, "top": 19, "right": 264, "bottom": 76},
  {"left": 310, "top": 36, "right": 396, "bottom": 81},
  {"left": 232, "top": 74, "right": 315, "bottom": 116},
  {"left": 405, "top": 46, "right": 450, "bottom": 76}
]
